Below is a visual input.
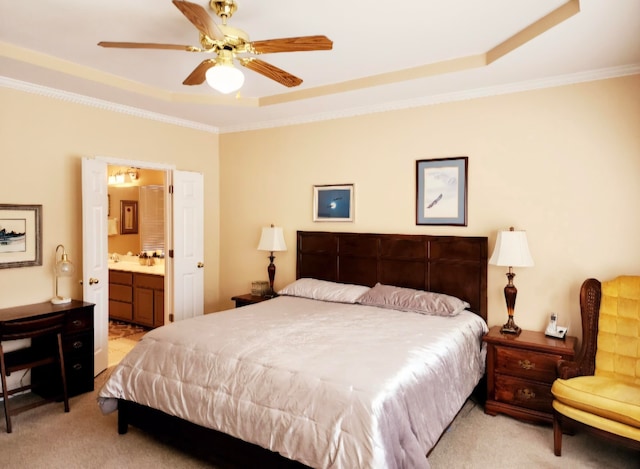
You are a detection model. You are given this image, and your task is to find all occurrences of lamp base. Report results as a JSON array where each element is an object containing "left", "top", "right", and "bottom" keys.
[
  {"left": 500, "top": 316, "right": 521, "bottom": 335},
  {"left": 51, "top": 296, "right": 72, "bottom": 305}
]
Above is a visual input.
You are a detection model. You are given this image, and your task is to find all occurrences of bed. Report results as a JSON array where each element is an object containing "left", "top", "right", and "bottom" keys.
[{"left": 98, "top": 231, "right": 488, "bottom": 468}]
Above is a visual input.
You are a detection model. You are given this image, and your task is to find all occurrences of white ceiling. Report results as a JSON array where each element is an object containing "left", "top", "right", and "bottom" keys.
[{"left": 1, "top": 0, "right": 638, "bottom": 133}]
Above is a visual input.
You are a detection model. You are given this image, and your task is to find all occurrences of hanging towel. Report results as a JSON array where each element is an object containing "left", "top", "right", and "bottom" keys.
[{"left": 108, "top": 218, "right": 118, "bottom": 236}]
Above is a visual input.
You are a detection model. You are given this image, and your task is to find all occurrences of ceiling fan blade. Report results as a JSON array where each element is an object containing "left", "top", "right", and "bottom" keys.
[
  {"left": 239, "top": 58, "right": 303, "bottom": 88},
  {"left": 183, "top": 59, "right": 217, "bottom": 85},
  {"left": 250, "top": 35, "right": 333, "bottom": 54},
  {"left": 172, "top": 0, "right": 224, "bottom": 41},
  {"left": 98, "top": 41, "right": 195, "bottom": 51}
]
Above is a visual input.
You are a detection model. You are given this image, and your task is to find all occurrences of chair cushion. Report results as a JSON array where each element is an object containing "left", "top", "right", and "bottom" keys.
[
  {"left": 552, "top": 376, "right": 640, "bottom": 428},
  {"left": 595, "top": 276, "right": 640, "bottom": 385},
  {"left": 553, "top": 400, "right": 640, "bottom": 442}
]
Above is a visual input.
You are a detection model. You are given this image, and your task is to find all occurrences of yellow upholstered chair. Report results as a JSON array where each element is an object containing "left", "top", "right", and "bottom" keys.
[{"left": 551, "top": 276, "right": 640, "bottom": 456}]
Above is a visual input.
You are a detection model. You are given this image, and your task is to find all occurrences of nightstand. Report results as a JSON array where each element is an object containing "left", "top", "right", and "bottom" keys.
[
  {"left": 231, "top": 293, "right": 273, "bottom": 308},
  {"left": 483, "top": 326, "right": 576, "bottom": 424}
]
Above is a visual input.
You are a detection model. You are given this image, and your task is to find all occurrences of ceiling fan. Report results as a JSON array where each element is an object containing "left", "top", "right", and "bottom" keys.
[{"left": 98, "top": 0, "right": 333, "bottom": 94}]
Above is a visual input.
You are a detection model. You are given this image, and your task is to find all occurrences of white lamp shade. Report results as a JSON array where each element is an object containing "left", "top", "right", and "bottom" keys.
[
  {"left": 206, "top": 64, "right": 245, "bottom": 94},
  {"left": 489, "top": 229, "right": 534, "bottom": 267},
  {"left": 257, "top": 227, "right": 287, "bottom": 252}
]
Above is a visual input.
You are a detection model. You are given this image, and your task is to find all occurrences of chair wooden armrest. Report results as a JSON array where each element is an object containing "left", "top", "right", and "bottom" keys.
[
  {"left": 554, "top": 279, "right": 601, "bottom": 381},
  {"left": 569, "top": 278, "right": 601, "bottom": 377},
  {"left": 556, "top": 359, "right": 581, "bottom": 380}
]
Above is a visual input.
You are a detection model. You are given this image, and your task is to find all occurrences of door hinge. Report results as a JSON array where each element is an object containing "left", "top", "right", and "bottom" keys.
[
  {"left": 169, "top": 185, "right": 174, "bottom": 194},
  {"left": 168, "top": 249, "right": 174, "bottom": 258},
  {"left": 169, "top": 313, "right": 174, "bottom": 323}
]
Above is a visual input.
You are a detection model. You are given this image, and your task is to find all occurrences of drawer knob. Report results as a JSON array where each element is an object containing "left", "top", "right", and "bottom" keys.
[
  {"left": 72, "top": 319, "right": 83, "bottom": 327},
  {"left": 517, "top": 388, "right": 536, "bottom": 400},
  {"left": 518, "top": 359, "right": 535, "bottom": 370},
  {"left": 73, "top": 363, "right": 83, "bottom": 371},
  {"left": 73, "top": 341, "right": 84, "bottom": 349}
]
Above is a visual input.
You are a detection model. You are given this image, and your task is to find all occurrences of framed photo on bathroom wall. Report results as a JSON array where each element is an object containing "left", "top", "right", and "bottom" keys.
[
  {"left": 120, "top": 200, "right": 138, "bottom": 235},
  {"left": 416, "top": 157, "right": 468, "bottom": 226},
  {"left": 0, "top": 204, "right": 42, "bottom": 269}
]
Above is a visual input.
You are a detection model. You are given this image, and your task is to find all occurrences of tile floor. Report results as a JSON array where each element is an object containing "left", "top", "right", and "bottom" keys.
[{"left": 108, "top": 331, "right": 147, "bottom": 368}]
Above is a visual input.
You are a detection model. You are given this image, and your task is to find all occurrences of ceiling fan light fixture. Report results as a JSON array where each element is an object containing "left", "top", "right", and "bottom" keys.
[{"left": 206, "top": 63, "right": 245, "bottom": 94}]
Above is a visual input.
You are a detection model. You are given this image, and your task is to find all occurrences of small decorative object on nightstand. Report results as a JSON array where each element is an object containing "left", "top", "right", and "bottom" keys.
[
  {"left": 483, "top": 326, "right": 576, "bottom": 424},
  {"left": 231, "top": 293, "right": 273, "bottom": 308}
]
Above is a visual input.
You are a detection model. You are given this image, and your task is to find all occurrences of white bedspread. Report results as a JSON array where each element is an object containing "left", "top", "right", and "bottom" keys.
[{"left": 98, "top": 296, "right": 488, "bottom": 469}]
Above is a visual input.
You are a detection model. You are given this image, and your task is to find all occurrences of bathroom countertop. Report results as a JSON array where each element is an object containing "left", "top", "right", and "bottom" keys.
[{"left": 108, "top": 261, "right": 164, "bottom": 276}]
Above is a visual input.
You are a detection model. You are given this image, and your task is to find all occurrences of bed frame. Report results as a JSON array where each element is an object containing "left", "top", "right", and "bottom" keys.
[
  {"left": 116, "top": 231, "right": 488, "bottom": 467},
  {"left": 296, "top": 231, "right": 487, "bottom": 321}
]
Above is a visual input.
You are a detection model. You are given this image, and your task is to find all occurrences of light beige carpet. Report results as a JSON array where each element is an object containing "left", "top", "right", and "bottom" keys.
[
  {"left": 428, "top": 398, "right": 638, "bottom": 468},
  {"left": 0, "top": 374, "right": 637, "bottom": 468}
]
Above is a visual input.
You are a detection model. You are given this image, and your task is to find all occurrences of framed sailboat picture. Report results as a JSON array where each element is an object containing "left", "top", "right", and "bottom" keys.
[{"left": 0, "top": 204, "right": 42, "bottom": 268}]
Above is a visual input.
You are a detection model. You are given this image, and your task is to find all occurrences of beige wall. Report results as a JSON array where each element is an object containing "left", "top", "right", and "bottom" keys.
[
  {"left": 219, "top": 75, "right": 640, "bottom": 337},
  {"left": 0, "top": 88, "right": 220, "bottom": 312},
  {"left": 2, "top": 75, "right": 639, "bottom": 342}
]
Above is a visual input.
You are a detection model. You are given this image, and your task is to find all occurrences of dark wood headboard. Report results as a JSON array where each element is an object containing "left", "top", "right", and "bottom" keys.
[{"left": 297, "top": 231, "right": 488, "bottom": 321}]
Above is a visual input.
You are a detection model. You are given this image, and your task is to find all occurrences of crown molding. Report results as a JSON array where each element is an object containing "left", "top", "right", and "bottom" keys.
[
  {"left": 2, "top": 64, "right": 638, "bottom": 135},
  {"left": 217, "top": 64, "right": 640, "bottom": 133},
  {"left": 0, "top": 76, "right": 218, "bottom": 134}
]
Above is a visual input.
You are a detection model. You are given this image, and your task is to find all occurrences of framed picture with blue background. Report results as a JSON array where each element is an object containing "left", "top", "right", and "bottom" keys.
[
  {"left": 313, "top": 184, "right": 354, "bottom": 222},
  {"left": 416, "top": 157, "right": 468, "bottom": 226}
]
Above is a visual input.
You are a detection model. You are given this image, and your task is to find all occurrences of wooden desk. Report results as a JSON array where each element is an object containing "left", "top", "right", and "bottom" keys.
[{"left": 0, "top": 300, "right": 95, "bottom": 397}]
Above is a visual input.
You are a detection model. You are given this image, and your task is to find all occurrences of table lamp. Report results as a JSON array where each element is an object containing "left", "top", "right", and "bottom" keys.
[
  {"left": 51, "top": 244, "right": 75, "bottom": 304},
  {"left": 257, "top": 225, "right": 287, "bottom": 296},
  {"left": 489, "top": 227, "right": 534, "bottom": 334}
]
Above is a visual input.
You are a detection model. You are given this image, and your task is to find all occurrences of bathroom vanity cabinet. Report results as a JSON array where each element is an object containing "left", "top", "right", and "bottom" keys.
[{"left": 109, "top": 270, "right": 164, "bottom": 328}]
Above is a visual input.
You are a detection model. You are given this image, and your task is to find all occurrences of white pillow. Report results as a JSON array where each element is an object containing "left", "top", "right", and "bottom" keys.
[
  {"left": 356, "top": 282, "right": 470, "bottom": 316},
  {"left": 278, "top": 278, "right": 371, "bottom": 304}
]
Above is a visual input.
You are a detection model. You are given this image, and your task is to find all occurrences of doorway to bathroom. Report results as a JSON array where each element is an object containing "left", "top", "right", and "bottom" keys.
[{"left": 82, "top": 156, "right": 205, "bottom": 375}]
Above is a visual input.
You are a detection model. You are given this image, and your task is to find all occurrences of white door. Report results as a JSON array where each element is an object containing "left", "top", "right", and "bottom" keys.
[
  {"left": 172, "top": 170, "right": 204, "bottom": 321},
  {"left": 81, "top": 157, "right": 109, "bottom": 376}
]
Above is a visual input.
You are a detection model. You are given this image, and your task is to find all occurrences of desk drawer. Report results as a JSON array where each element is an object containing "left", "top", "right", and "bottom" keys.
[
  {"left": 64, "top": 307, "right": 93, "bottom": 334},
  {"left": 63, "top": 332, "right": 93, "bottom": 358},
  {"left": 495, "top": 346, "right": 560, "bottom": 383}
]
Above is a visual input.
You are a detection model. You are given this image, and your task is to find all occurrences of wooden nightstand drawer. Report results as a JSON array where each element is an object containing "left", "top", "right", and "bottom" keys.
[
  {"left": 493, "top": 375, "right": 554, "bottom": 413},
  {"left": 495, "top": 346, "right": 561, "bottom": 383},
  {"left": 483, "top": 326, "right": 576, "bottom": 424}
]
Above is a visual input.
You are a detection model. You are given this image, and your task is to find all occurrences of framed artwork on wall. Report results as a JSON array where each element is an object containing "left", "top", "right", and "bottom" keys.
[
  {"left": 120, "top": 200, "right": 138, "bottom": 234},
  {"left": 313, "top": 184, "right": 354, "bottom": 222},
  {"left": 416, "top": 157, "right": 468, "bottom": 226},
  {"left": 0, "top": 204, "right": 42, "bottom": 269}
]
